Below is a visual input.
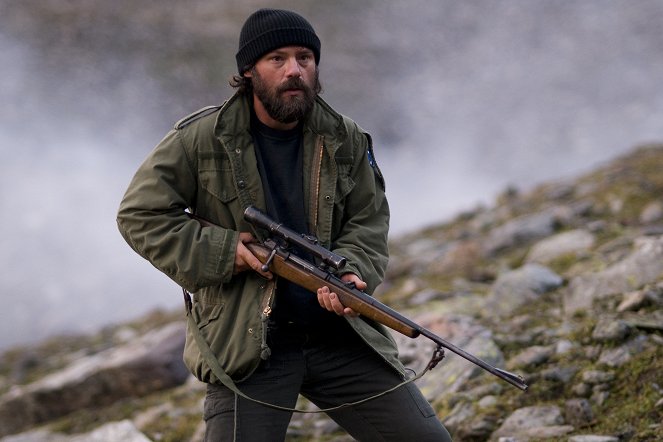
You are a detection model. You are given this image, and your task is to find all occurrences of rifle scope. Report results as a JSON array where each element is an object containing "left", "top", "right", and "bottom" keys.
[{"left": 244, "top": 206, "right": 347, "bottom": 271}]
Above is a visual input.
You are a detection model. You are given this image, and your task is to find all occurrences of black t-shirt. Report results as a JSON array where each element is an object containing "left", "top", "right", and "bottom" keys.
[{"left": 251, "top": 114, "right": 345, "bottom": 330}]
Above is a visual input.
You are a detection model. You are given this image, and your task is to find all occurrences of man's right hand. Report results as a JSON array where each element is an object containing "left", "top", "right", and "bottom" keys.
[{"left": 234, "top": 232, "right": 273, "bottom": 279}]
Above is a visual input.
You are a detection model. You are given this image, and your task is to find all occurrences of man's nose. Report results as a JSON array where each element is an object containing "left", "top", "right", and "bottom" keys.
[{"left": 284, "top": 57, "right": 302, "bottom": 77}]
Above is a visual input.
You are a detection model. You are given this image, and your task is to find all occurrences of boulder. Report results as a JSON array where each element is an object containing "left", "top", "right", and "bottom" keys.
[
  {"left": 0, "top": 420, "right": 152, "bottom": 442},
  {"left": 483, "top": 207, "right": 571, "bottom": 256},
  {"left": 394, "top": 314, "right": 505, "bottom": 399},
  {"left": 487, "top": 264, "right": 564, "bottom": 316},
  {"left": 526, "top": 229, "right": 595, "bottom": 264},
  {"left": 492, "top": 405, "right": 567, "bottom": 439},
  {"left": 565, "top": 236, "right": 663, "bottom": 314},
  {"left": 0, "top": 323, "right": 187, "bottom": 437}
]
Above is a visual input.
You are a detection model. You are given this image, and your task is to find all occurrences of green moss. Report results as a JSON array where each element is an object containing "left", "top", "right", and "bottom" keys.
[
  {"left": 505, "top": 249, "right": 529, "bottom": 271},
  {"left": 546, "top": 251, "right": 585, "bottom": 275},
  {"left": 49, "top": 399, "right": 138, "bottom": 434},
  {"left": 141, "top": 412, "right": 201, "bottom": 442},
  {"left": 46, "top": 385, "right": 205, "bottom": 439},
  {"left": 583, "top": 346, "right": 663, "bottom": 440}
]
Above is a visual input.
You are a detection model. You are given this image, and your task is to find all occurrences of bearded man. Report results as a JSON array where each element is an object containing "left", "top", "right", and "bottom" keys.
[{"left": 117, "top": 8, "right": 451, "bottom": 441}]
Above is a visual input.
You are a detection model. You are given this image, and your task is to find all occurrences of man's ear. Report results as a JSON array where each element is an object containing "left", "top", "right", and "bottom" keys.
[{"left": 243, "top": 68, "right": 253, "bottom": 78}]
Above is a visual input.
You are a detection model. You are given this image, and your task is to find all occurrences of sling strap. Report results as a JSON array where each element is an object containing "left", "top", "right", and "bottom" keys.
[{"left": 183, "top": 288, "right": 444, "bottom": 413}]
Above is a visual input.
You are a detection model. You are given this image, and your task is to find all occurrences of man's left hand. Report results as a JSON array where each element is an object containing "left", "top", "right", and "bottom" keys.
[{"left": 317, "top": 274, "right": 366, "bottom": 317}]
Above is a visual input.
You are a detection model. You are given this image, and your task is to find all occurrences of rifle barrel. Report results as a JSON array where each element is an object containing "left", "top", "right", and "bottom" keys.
[{"left": 417, "top": 328, "right": 528, "bottom": 391}]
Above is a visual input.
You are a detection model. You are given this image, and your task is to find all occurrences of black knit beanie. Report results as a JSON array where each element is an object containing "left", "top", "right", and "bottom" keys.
[{"left": 236, "top": 8, "right": 321, "bottom": 74}]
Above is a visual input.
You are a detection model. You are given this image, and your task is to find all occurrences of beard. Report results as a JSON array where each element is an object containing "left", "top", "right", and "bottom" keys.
[{"left": 251, "top": 68, "right": 320, "bottom": 124}]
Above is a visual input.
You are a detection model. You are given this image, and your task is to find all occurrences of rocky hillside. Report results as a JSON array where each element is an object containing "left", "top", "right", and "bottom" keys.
[{"left": 1, "top": 145, "right": 662, "bottom": 441}]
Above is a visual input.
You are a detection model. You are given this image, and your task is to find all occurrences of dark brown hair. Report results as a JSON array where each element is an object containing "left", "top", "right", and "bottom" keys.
[{"left": 229, "top": 74, "right": 253, "bottom": 95}]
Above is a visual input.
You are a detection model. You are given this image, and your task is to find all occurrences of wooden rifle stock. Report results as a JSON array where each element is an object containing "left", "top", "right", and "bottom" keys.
[
  {"left": 246, "top": 241, "right": 421, "bottom": 339},
  {"left": 187, "top": 210, "right": 528, "bottom": 391}
]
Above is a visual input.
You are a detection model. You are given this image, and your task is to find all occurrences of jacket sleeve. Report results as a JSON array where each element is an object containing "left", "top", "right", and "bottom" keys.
[
  {"left": 116, "top": 129, "right": 238, "bottom": 292},
  {"left": 330, "top": 121, "right": 390, "bottom": 295}
]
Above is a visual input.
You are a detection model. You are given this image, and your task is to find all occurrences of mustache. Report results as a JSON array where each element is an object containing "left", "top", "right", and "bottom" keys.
[{"left": 277, "top": 77, "right": 308, "bottom": 93}]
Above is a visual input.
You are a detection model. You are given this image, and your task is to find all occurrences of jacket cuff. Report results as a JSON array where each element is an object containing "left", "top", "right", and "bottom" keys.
[{"left": 208, "top": 228, "right": 239, "bottom": 284}]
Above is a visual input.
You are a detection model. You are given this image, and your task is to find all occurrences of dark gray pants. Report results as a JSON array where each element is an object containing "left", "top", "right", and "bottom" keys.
[{"left": 203, "top": 323, "right": 451, "bottom": 441}]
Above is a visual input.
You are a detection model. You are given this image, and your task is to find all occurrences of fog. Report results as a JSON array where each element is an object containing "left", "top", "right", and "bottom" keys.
[
  {"left": 0, "top": 30, "right": 176, "bottom": 350},
  {"left": 1, "top": 0, "right": 662, "bottom": 351}
]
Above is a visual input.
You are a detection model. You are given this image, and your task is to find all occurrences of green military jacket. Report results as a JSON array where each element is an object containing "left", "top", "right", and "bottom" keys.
[{"left": 117, "top": 92, "right": 405, "bottom": 384}]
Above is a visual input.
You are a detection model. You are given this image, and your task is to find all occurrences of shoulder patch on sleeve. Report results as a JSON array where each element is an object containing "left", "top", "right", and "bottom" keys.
[
  {"left": 174, "top": 105, "right": 223, "bottom": 130},
  {"left": 364, "top": 134, "right": 386, "bottom": 190}
]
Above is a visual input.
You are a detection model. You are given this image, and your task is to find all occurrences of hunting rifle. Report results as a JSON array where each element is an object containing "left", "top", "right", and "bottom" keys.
[{"left": 191, "top": 206, "right": 528, "bottom": 391}]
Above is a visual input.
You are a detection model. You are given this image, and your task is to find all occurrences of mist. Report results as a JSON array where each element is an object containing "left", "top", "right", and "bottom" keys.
[
  {"left": 0, "top": 29, "right": 176, "bottom": 351},
  {"left": 1, "top": 0, "right": 662, "bottom": 351},
  {"left": 353, "top": 1, "right": 663, "bottom": 230}
]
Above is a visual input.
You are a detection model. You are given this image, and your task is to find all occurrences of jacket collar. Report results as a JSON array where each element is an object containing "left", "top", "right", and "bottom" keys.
[{"left": 214, "top": 92, "right": 347, "bottom": 146}]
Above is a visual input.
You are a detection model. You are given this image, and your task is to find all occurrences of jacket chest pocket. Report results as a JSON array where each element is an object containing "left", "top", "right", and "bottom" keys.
[
  {"left": 335, "top": 158, "right": 356, "bottom": 199},
  {"left": 199, "top": 154, "right": 238, "bottom": 204}
]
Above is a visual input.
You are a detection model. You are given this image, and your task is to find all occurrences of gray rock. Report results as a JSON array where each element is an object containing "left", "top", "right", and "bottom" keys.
[
  {"left": 565, "top": 235, "right": 663, "bottom": 314},
  {"left": 483, "top": 208, "right": 569, "bottom": 256},
  {"left": 555, "top": 339, "right": 576, "bottom": 355},
  {"left": 0, "top": 420, "right": 152, "bottom": 442},
  {"left": 568, "top": 436, "right": 619, "bottom": 442},
  {"left": 520, "top": 425, "right": 575, "bottom": 439},
  {"left": 0, "top": 322, "right": 187, "bottom": 437},
  {"left": 526, "top": 229, "right": 595, "bottom": 264},
  {"left": 540, "top": 366, "right": 579, "bottom": 384},
  {"left": 478, "top": 395, "right": 498, "bottom": 409},
  {"left": 508, "top": 345, "right": 555, "bottom": 369},
  {"left": 622, "top": 310, "right": 663, "bottom": 332},
  {"left": 581, "top": 370, "right": 615, "bottom": 385},
  {"left": 449, "top": 382, "right": 503, "bottom": 407},
  {"left": 640, "top": 201, "right": 663, "bottom": 223},
  {"left": 617, "top": 290, "right": 652, "bottom": 312},
  {"left": 0, "top": 430, "right": 69, "bottom": 442},
  {"left": 598, "top": 335, "right": 649, "bottom": 367},
  {"left": 396, "top": 314, "right": 505, "bottom": 398},
  {"left": 488, "top": 264, "right": 563, "bottom": 316},
  {"left": 410, "top": 288, "right": 447, "bottom": 306},
  {"left": 584, "top": 345, "right": 603, "bottom": 361},
  {"left": 400, "top": 238, "right": 450, "bottom": 275},
  {"left": 70, "top": 420, "right": 152, "bottom": 442},
  {"left": 455, "top": 414, "right": 498, "bottom": 440},
  {"left": 427, "top": 239, "right": 483, "bottom": 280},
  {"left": 572, "top": 382, "right": 592, "bottom": 397},
  {"left": 591, "top": 389, "right": 611, "bottom": 406},
  {"left": 591, "top": 317, "right": 632, "bottom": 343},
  {"left": 565, "top": 398, "right": 594, "bottom": 427},
  {"left": 442, "top": 401, "right": 475, "bottom": 434},
  {"left": 492, "top": 405, "right": 565, "bottom": 439}
]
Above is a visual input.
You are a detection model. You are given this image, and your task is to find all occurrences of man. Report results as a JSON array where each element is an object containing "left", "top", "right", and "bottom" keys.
[{"left": 117, "top": 8, "right": 451, "bottom": 441}]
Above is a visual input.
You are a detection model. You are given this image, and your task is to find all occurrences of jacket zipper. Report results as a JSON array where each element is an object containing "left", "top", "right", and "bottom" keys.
[
  {"left": 259, "top": 281, "right": 275, "bottom": 360},
  {"left": 309, "top": 135, "right": 324, "bottom": 231}
]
